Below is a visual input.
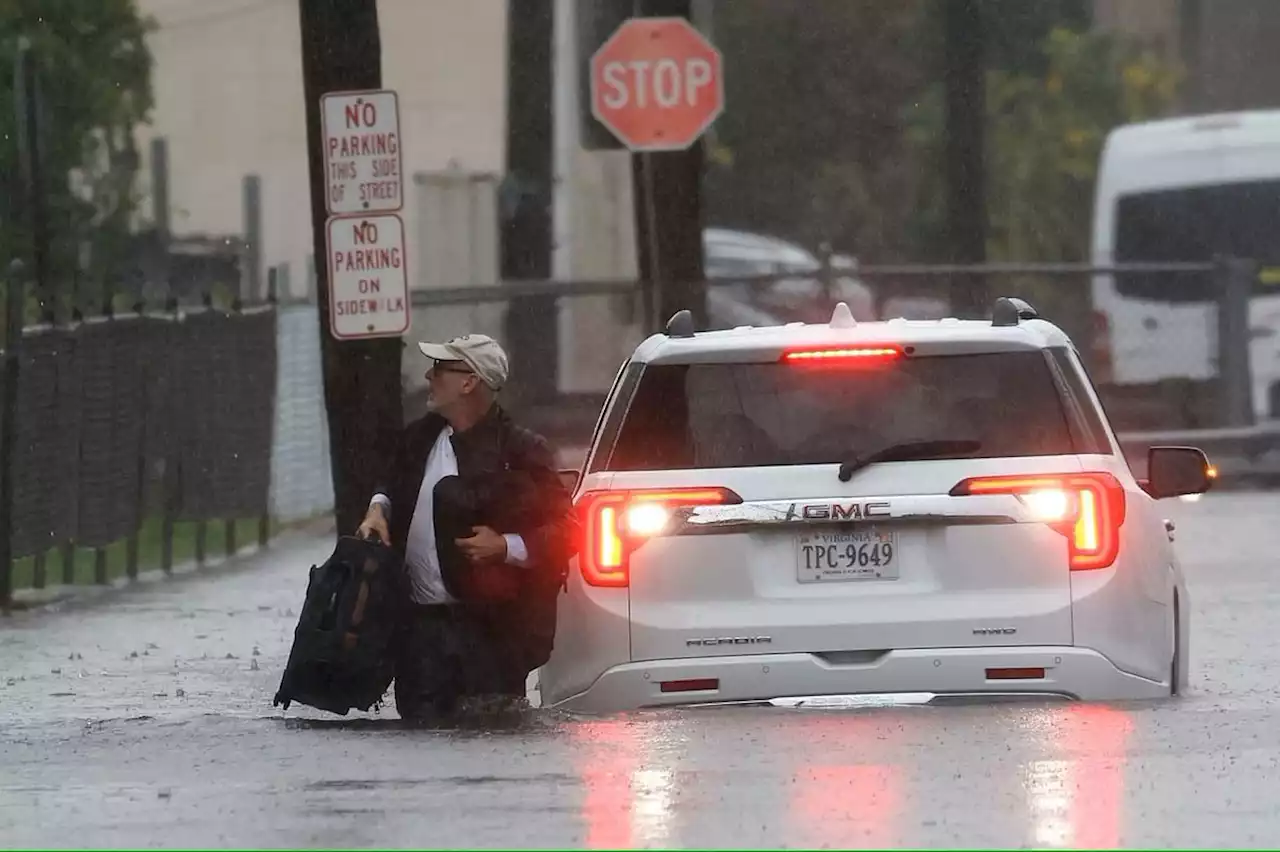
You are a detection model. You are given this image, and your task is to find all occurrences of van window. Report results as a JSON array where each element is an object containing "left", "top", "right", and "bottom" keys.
[{"left": 1115, "top": 180, "right": 1280, "bottom": 302}]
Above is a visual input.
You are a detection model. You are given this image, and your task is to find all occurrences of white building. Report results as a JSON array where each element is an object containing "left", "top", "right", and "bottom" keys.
[{"left": 135, "top": 0, "right": 644, "bottom": 394}]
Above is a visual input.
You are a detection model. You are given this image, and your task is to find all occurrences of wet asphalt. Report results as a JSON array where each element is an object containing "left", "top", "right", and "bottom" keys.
[{"left": 2, "top": 490, "right": 1280, "bottom": 849}]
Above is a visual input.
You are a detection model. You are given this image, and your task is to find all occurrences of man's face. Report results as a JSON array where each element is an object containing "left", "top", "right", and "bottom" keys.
[{"left": 425, "top": 359, "right": 478, "bottom": 413}]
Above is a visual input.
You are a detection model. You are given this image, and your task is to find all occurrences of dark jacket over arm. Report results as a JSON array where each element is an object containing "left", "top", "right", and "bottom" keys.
[
  {"left": 371, "top": 405, "right": 579, "bottom": 671},
  {"left": 497, "top": 426, "right": 578, "bottom": 574}
]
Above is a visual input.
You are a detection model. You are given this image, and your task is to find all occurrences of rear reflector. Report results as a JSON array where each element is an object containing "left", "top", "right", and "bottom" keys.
[
  {"left": 660, "top": 678, "right": 720, "bottom": 693},
  {"left": 986, "top": 667, "right": 1046, "bottom": 680}
]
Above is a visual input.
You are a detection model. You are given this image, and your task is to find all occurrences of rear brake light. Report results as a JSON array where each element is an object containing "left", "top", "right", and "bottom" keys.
[
  {"left": 577, "top": 487, "right": 742, "bottom": 587},
  {"left": 950, "top": 473, "right": 1126, "bottom": 570},
  {"left": 782, "top": 345, "right": 902, "bottom": 364}
]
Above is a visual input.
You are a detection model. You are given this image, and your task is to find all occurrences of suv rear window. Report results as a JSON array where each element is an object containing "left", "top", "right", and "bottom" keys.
[{"left": 599, "top": 351, "right": 1099, "bottom": 472}]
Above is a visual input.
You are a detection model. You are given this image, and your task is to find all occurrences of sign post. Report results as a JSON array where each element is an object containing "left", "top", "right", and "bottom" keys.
[
  {"left": 320, "top": 88, "right": 409, "bottom": 340},
  {"left": 589, "top": 17, "right": 723, "bottom": 330}
]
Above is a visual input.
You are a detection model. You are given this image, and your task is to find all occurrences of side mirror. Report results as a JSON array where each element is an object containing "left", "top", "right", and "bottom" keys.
[
  {"left": 558, "top": 468, "right": 581, "bottom": 492},
  {"left": 1145, "top": 446, "right": 1215, "bottom": 499}
]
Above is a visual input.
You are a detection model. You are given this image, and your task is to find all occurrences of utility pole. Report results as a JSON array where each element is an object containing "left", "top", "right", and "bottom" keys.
[
  {"left": 628, "top": 0, "right": 707, "bottom": 332},
  {"left": 4, "top": 38, "right": 45, "bottom": 611},
  {"left": 503, "top": 0, "right": 557, "bottom": 409},
  {"left": 15, "top": 39, "right": 51, "bottom": 323},
  {"left": 298, "top": 0, "right": 404, "bottom": 536},
  {"left": 0, "top": 256, "right": 21, "bottom": 613},
  {"left": 552, "top": 0, "right": 578, "bottom": 393},
  {"left": 1178, "top": 0, "right": 1202, "bottom": 111},
  {"left": 943, "top": 0, "right": 988, "bottom": 316},
  {"left": 579, "top": 0, "right": 708, "bottom": 333}
]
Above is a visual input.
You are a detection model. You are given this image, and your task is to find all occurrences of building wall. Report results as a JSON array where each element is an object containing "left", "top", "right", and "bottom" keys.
[
  {"left": 1093, "top": 0, "right": 1280, "bottom": 113},
  {"left": 1194, "top": 1, "right": 1280, "bottom": 111},
  {"left": 1092, "top": 0, "right": 1180, "bottom": 53},
  {"left": 135, "top": 0, "right": 509, "bottom": 300},
  {"left": 136, "top": 0, "right": 640, "bottom": 396}
]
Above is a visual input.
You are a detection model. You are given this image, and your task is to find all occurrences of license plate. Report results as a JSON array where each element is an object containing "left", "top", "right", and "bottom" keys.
[{"left": 796, "top": 529, "right": 899, "bottom": 583}]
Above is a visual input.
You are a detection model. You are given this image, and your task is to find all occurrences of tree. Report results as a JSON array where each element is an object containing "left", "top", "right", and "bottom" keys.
[
  {"left": 0, "top": 0, "right": 154, "bottom": 314},
  {"left": 905, "top": 26, "right": 1179, "bottom": 335},
  {"left": 906, "top": 27, "right": 1179, "bottom": 263},
  {"left": 298, "top": 0, "right": 405, "bottom": 538},
  {"left": 913, "top": 0, "right": 1091, "bottom": 287},
  {"left": 941, "top": 0, "right": 988, "bottom": 313},
  {"left": 631, "top": 0, "right": 707, "bottom": 330},
  {"left": 702, "top": 0, "right": 924, "bottom": 261}
]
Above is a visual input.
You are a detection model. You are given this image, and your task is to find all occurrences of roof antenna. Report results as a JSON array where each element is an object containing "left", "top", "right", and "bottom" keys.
[
  {"left": 665, "top": 309, "right": 695, "bottom": 338},
  {"left": 829, "top": 301, "right": 857, "bottom": 329},
  {"left": 991, "top": 297, "right": 1039, "bottom": 327}
]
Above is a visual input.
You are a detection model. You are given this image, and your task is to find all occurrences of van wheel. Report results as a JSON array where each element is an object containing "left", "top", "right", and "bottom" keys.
[
  {"left": 1270, "top": 382, "right": 1280, "bottom": 420},
  {"left": 1170, "top": 590, "right": 1182, "bottom": 696}
]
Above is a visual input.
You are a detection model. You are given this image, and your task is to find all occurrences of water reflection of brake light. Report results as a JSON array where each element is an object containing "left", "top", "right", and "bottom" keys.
[
  {"left": 1026, "top": 704, "right": 1133, "bottom": 848},
  {"left": 572, "top": 718, "right": 682, "bottom": 849},
  {"left": 789, "top": 715, "right": 901, "bottom": 848},
  {"left": 574, "top": 719, "right": 639, "bottom": 849}
]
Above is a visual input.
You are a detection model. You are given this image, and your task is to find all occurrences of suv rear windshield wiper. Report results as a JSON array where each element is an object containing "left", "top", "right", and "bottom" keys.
[{"left": 837, "top": 439, "right": 982, "bottom": 482}]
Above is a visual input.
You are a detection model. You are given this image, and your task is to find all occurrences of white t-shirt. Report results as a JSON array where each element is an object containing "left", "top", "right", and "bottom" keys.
[{"left": 372, "top": 426, "right": 529, "bottom": 605}]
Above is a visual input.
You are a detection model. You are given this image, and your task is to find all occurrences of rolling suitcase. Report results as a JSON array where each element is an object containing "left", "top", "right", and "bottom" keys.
[{"left": 273, "top": 535, "right": 404, "bottom": 715}]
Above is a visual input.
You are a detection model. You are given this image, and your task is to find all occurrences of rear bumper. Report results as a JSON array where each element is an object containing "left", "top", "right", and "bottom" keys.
[{"left": 546, "top": 646, "right": 1169, "bottom": 714}]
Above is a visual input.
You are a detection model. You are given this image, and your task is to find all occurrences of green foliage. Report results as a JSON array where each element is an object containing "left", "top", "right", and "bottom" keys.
[
  {"left": 913, "top": 0, "right": 1092, "bottom": 79},
  {"left": 702, "top": 0, "right": 925, "bottom": 260},
  {"left": 905, "top": 26, "right": 1181, "bottom": 263},
  {"left": 0, "top": 0, "right": 155, "bottom": 312},
  {"left": 704, "top": 0, "right": 1178, "bottom": 287}
]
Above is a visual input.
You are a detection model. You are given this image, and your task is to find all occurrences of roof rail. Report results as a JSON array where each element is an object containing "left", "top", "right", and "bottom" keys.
[
  {"left": 665, "top": 309, "right": 696, "bottom": 338},
  {"left": 991, "top": 297, "right": 1039, "bottom": 327}
]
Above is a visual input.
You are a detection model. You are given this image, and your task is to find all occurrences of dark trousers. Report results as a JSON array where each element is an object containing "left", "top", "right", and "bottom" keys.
[{"left": 393, "top": 603, "right": 526, "bottom": 720}]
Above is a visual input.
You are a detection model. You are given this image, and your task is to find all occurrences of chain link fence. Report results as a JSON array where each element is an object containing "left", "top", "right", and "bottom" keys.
[{"left": 0, "top": 264, "right": 336, "bottom": 610}]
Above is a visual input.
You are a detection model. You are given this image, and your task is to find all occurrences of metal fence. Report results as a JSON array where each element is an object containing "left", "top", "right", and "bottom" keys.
[
  {"left": 0, "top": 268, "right": 337, "bottom": 610},
  {"left": 410, "top": 256, "right": 1280, "bottom": 481},
  {"left": 6, "top": 243, "right": 1273, "bottom": 609}
]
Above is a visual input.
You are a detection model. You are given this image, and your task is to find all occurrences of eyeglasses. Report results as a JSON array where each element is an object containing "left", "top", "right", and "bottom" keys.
[{"left": 428, "top": 361, "right": 474, "bottom": 377}]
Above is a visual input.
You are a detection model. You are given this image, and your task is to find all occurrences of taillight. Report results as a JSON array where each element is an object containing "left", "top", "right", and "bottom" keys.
[
  {"left": 577, "top": 487, "right": 741, "bottom": 587},
  {"left": 782, "top": 345, "right": 903, "bottom": 365},
  {"left": 950, "top": 473, "right": 1126, "bottom": 570}
]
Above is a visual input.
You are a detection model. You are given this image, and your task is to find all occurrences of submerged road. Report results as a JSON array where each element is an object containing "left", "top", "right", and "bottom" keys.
[{"left": 2, "top": 490, "right": 1279, "bottom": 848}]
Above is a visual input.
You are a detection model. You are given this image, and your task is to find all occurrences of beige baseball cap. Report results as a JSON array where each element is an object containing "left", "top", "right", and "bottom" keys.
[{"left": 418, "top": 334, "right": 510, "bottom": 390}]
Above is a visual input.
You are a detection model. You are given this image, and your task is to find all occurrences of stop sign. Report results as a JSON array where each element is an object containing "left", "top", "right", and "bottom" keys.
[{"left": 590, "top": 16, "right": 724, "bottom": 152}]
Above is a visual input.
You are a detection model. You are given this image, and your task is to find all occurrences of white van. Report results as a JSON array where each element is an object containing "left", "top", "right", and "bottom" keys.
[{"left": 1090, "top": 110, "right": 1280, "bottom": 419}]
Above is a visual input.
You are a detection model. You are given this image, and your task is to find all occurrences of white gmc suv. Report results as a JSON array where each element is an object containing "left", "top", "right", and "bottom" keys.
[{"left": 541, "top": 298, "right": 1214, "bottom": 713}]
